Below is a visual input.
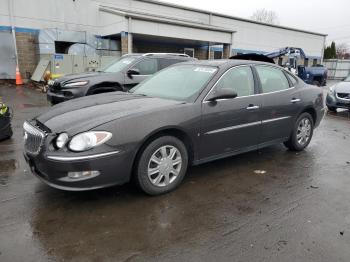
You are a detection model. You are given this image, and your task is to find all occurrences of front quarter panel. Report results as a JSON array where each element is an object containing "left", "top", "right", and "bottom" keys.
[{"left": 95, "top": 102, "right": 202, "bottom": 167}]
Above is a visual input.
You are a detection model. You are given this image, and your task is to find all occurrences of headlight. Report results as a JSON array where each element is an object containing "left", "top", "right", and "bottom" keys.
[
  {"left": 55, "top": 133, "right": 69, "bottom": 149},
  {"left": 63, "top": 81, "right": 89, "bottom": 87},
  {"left": 48, "top": 80, "right": 55, "bottom": 86},
  {"left": 329, "top": 86, "right": 335, "bottom": 95},
  {"left": 68, "top": 131, "right": 112, "bottom": 152}
]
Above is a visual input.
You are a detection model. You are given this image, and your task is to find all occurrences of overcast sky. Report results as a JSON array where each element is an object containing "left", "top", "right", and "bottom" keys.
[{"left": 161, "top": 0, "right": 350, "bottom": 49}]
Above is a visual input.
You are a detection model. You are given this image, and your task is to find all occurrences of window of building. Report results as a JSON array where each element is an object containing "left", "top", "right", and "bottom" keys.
[
  {"left": 256, "top": 66, "right": 290, "bottom": 93},
  {"left": 214, "top": 51, "right": 223, "bottom": 59},
  {"left": 215, "top": 66, "right": 255, "bottom": 97}
]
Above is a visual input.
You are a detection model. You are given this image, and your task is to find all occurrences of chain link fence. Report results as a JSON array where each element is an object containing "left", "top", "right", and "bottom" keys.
[{"left": 323, "top": 59, "right": 350, "bottom": 80}]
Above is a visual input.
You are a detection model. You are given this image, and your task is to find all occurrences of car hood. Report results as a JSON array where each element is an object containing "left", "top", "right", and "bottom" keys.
[
  {"left": 334, "top": 81, "right": 350, "bottom": 93},
  {"left": 36, "top": 92, "right": 183, "bottom": 134},
  {"left": 55, "top": 72, "right": 123, "bottom": 86}
]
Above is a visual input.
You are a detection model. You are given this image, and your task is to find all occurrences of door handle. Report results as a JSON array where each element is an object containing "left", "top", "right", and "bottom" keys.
[
  {"left": 290, "top": 98, "right": 301, "bottom": 103},
  {"left": 246, "top": 105, "right": 260, "bottom": 110}
]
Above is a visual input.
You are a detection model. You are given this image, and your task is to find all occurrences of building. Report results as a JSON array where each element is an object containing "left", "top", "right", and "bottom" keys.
[{"left": 0, "top": 0, "right": 327, "bottom": 80}]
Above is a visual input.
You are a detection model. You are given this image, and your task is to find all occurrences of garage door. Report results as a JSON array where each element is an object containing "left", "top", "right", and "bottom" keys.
[{"left": 0, "top": 31, "right": 16, "bottom": 79}]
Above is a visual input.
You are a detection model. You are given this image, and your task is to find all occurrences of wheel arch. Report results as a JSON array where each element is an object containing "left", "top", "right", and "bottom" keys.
[
  {"left": 87, "top": 82, "right": 122, "bottom": 95},
  {"left": 131, "top": 126, "right": 195, "bottom": 175},
  {"left": 299, "top": 106, "right": 317, "bottom": 124}
]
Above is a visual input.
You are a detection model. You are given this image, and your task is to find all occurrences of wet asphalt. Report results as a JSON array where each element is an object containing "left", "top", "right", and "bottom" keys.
[{"left": 0, "top": 83, "right": 350, "bottom": 262}]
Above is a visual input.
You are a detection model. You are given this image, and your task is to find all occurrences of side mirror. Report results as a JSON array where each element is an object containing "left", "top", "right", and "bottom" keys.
[
  {"left": 207, "top": 88, "right": 237, "bottom": 102},
  {"left": 127, "top": 68, "right": 140, "bottom": 78}
]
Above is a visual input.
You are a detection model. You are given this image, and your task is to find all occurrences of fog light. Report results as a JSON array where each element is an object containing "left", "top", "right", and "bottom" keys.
[
  {"left": 56, "top": 133, "right": 69, "bottom": 149},
  {"left": 67, "top": 170, "right": 100, "bottom": 179}
]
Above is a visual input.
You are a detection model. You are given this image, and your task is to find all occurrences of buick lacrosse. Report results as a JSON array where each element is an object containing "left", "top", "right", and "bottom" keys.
[{"left": 24, "top": 60, "right": 325, "bottom": 195}]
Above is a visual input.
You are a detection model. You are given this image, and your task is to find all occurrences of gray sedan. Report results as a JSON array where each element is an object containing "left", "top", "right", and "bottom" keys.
[
  {"left": 326, "top": 75, "right": 350, "bottom": 112},
  {"left": 23, "top": 60, "right": 325, "bottom": 195}
]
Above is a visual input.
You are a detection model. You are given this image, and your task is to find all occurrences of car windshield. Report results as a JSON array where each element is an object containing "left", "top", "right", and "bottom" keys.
[
  {"left": 344, "top": 75, "right": 350, "bottom": 82},
  {"left": 131, "top": 65, "right": 217, "bottom": 101},
  {"left": 102, "top": 56, "right": 138, "bottom": 73}
]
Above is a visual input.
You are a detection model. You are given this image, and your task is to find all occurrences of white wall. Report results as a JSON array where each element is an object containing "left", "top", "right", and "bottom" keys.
[
  {"left": 212, "top": 16, "right": 325, "bottom": 57},
  {"left": 0, "top": 0, "right": 326, "bottom": 57},
  {"left": 0, "top": 0, "right": 100, "bottom": 33}
]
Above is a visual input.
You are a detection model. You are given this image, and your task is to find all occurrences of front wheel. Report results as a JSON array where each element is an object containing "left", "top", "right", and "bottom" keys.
[
  {"left": 135, "top": 136, "right": 188, "bottom": 195},
  {"left": 327, "top": 106, "right": 337, "bottom": 112},
  {"left": 284, "top": 113, "right": 314, "bottom": 151}
]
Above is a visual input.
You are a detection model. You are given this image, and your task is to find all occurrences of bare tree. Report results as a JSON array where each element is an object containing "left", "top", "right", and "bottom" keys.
[
  {"left": 250, "top": 9, "right": 279, "bottom": 25},
  {"left": 336, "top": 42, "right": 349, "bottom": 59}
]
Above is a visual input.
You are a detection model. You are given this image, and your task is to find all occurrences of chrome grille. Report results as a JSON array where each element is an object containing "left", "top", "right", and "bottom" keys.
[
  {"left": 23, "top": 121, "right": 46, "bottom": 155},
  {"left": 49, "top": 81, "right": 61, "bottom": 93},
  {"left": 337, "top": 93, "right": 350, "bottom": 100}
]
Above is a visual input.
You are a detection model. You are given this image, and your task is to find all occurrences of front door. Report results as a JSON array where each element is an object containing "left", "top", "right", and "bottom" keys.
[
  {"left": 123, "top": 58, "right": 159, "bottom": 90},
  {"left": 200, "top": 66, "right": 262, "bottom": 160},
  {"left": 254, "top": 65, "right": 303, "bottom": 146}
]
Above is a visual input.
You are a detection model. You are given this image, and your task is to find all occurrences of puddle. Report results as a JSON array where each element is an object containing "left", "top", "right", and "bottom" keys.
[
  {"left": 16, "top": 104, "right": 37, "bottom": 109},
  {"left": 0, "top": 159, "right": 18, "bottom": 172},
  {"left": 0, "top": 174, "right": 9, "bottom": 185},
  {"left": 0, "top": 159, "right": 18, "bottom": 186}
]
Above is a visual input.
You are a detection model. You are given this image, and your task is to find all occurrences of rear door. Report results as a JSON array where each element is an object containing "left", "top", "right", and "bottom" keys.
[
  {"left": 254, "top": 65, "right": 302, "bottom": 146},
  {"left": 0, "top": 32, "right": 16, "bottom": 79},
  {"left": 123, "top": 58, "right": 159, "bottom": 90},
  {"left": 200, "top": 65, "right": 262, "bottom": 160}
]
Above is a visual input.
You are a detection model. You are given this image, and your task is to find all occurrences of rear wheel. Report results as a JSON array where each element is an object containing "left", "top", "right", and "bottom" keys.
[
  {"left": 135, "top": 136, "right": 188, "bottom": 195},
  {"left": 284, "top": 112, "right": 314, "bottom": 151}
]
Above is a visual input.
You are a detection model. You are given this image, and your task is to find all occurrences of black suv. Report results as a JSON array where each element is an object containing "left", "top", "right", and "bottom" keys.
[{"left": 47, "top": 53, "right": 195, "bottom": 104}]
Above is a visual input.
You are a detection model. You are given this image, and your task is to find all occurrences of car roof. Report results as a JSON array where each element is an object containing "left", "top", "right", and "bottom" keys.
[
  {"left": 123, "top": 53, "right": 195, "bottom": 60},
  {"left": 178, "top": 59, "right": 280, "bottom": 68}
]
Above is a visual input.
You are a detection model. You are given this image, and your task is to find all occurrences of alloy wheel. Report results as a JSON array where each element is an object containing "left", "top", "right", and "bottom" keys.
[
  {"left": 147, "top": 145, "right": 182, "bottom": 187},
  {"left": 297, "top": 118, "right": 311, "bottom": 146}
]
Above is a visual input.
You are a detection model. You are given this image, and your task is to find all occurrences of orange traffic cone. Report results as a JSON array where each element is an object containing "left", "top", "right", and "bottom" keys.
[{"left": 15, "top": 65, "right": 23, "bottom": 85}]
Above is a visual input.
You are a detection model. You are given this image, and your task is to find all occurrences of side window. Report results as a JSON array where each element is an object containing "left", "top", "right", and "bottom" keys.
[
  {"left": 285, "top": 72, "right": 298, "bottom": 86},
  {"left": 158, "top": 58, "right": 183, "bottom": 70},
  {"left": 215, "top": 66, "right": 255, "bottom": 97},
  {"left": 134, "top": 58, "right": 158, "bottom": 75},
  {"left": 256, "top": 66, "right": 290, "bottom": 93}
]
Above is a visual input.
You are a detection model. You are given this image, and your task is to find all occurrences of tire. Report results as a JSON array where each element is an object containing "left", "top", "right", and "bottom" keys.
[
  {"left": 284, "top": 112, "right": 314, "bottom": 151},
  {"left": 135, "top": 136, "right": 188, "bottom": 195},
  {"left": 312, "top": 80, "right": 321, "bottom": 87},
  {"left": 327, "top": 106, "right": 337, "bottom": 112}
]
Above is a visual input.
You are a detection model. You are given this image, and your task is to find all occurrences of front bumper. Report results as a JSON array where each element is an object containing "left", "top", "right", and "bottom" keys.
[
  {"left": 24, "top": 150, "right": 133, "bottom": 191},
  {"left": 47, "top": 86, "right": 87, "bottom": 104},
  {"left": 326, "top": 94, "right": 350, "bottom": 109},
  {"left": 47, "top": 91, "right": 70, "bottom": 104}
]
